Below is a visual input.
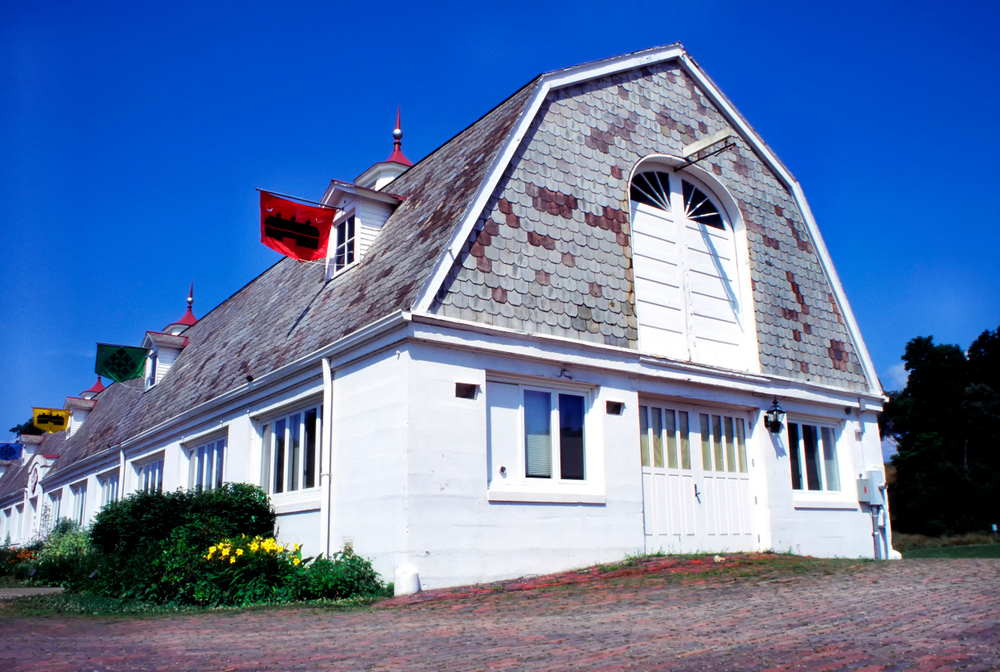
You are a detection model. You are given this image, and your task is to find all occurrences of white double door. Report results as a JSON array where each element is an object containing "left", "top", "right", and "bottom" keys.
[{"left": 639, "top": 401, "right": 755, "bottom": 554}]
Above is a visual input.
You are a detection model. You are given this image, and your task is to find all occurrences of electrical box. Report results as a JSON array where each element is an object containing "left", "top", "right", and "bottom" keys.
[{"left": 857, "top": 471, "right": 885, "bottom": 505}]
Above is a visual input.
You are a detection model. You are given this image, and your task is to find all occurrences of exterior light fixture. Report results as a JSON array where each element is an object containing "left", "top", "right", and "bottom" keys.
[{"left": 764, "top": 397, "right": 785, "bottom": 434}]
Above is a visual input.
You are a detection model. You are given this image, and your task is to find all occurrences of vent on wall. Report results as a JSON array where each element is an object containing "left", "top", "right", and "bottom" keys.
[
  {"left": 455, "top": 383, "right": 479, "bottom": 399},
  {"left": 606, "top": 401, "right": 625, "bottom": 415}
]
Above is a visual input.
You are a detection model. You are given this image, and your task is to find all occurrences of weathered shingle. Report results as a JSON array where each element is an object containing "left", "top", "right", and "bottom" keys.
[{"left": 430, "top": 59, "right": 868, "bottom": 391}]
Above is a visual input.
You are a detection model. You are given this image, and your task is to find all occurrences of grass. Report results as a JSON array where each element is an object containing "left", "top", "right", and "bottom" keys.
[
  {"left": 0, "top": 591, "right": 389, "bottom": 618},
  {"left": 901, "top": 544, "right": 1000, "bottom": 559},
  {"left": 892, "top": 532, "right": 999, "bottom": 552}
]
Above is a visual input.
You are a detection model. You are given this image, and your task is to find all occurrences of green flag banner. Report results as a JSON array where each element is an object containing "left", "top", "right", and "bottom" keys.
[{"left": 95, "top": 343, "right": 147, "bottom": 383}]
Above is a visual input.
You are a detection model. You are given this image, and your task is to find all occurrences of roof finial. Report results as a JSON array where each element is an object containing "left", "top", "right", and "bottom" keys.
[
  {"left": 187, "top": 281, "right": 194, "bottom": 308},
  {"left": 386, "top": 106, "right": 413, "bottom": 167}
]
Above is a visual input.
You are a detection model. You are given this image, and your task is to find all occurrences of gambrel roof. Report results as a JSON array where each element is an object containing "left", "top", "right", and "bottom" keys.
[{"left": 1, "top": 44, "right": 880, "bottom": 502}]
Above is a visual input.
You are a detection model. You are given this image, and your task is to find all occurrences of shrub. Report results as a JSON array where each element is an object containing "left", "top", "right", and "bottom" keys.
[
  {"left": 90, "top": 483, "right": 275, "bottom": 555},
  {"left": 293, "top": 547, "right": 386, "bottom": 601},
  {"left": 32, "top": 519, "right": 98, "bottom": 589},
  {"left": 88, "top": 484, "right": 276, "bottom": 600}
]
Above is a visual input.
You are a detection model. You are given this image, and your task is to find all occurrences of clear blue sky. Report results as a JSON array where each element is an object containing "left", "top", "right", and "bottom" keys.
[{"left": 2, "top": 0, "right": 998, "bottom": 439}]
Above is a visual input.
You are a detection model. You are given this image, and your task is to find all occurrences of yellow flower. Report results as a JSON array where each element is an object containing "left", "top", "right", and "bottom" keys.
[
  {"left": 221, "top": 547, "right": 229, "bottom": 557},
  {"left": 230, "top": 557, "right": 236, "bottom": 564},
  {"left": 293, "top": 558, "right": 300, "bottom": 565},
  {"left": 236, "top": 548, "right": 244, "bottom": 556}
]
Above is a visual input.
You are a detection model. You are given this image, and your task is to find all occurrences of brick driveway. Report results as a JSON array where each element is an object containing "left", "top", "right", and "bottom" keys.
[{"left": 2, "top": 556, "right": 998, "bottom": 671}]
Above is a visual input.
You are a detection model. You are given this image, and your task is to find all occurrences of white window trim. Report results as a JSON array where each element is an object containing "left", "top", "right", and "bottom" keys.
[
  {"left": 327, "top": 211, "right": 358, "bottom": 278},
  {"left": 486, "top": 376, "right": 606, "bottom": 504},
  {"left": 98, "top": 469, "right": 119, "bottom": 508},
  {"left": 257, "top": 402, "right": 323, "bottom": 507},
  {"left": 133, "top": 451, "right": 165, "bottom": 494},
  {"left": 786, "top": 419, "right": 855, "bottom": 508},
  {"left": 186, "top": 434, "right": 227, "bottom": 491},
  {"left": 70, "top": 479, "right": 88, "bottom": 526}
]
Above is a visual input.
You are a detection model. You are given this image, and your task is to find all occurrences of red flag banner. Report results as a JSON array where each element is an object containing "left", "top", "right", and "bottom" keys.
[{"left": 260, "top": 192, "right": 335, "bottom": 262}]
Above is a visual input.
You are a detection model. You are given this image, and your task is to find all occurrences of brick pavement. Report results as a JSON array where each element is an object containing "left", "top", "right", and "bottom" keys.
[{"left": 1, "top": 557, "right": 997, "bottom": 671}]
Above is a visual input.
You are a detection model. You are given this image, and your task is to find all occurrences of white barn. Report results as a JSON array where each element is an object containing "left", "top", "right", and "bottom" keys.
[{"left": 0, "top": 45, "right": 897, "bottom": 593}]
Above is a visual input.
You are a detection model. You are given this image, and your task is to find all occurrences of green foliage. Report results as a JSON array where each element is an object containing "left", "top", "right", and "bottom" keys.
[
  {"left": 292, "top": 548, "right": 387, "bottom": 601},
  {"left": 69, "top": 484, "right": 386, "bottom": 607},
  {"left": 90, "top": 483, "right": 275, "bottom": 555},
  {"left": 8, "top": 418, "right": 43, "bottom": 438},
  {"left": 32, "top": 519, "right": 98, "bottom": 589},
  {"left": 880, "top": 326, "right": 1000, "bottom": 535}
]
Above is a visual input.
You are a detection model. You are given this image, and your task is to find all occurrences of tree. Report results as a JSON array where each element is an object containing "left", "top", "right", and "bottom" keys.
[
  {"left": 880, "top": 326, "right": 1000, "bottom": 535},
  {"left": 8, "top": 418, "right": 43, "bottom": 440}
]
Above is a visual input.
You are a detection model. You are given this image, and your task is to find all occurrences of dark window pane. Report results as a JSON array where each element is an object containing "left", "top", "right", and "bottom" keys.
[
  {"left": 682, "top": 180, "right": 724, "bottom": 229},
  {"left": 274, "top": 419, "right": 286, "bottom": 494},
  {"left": 789, "top": 422, "right": 802, "bottom": 490},
  {"left": 524, "top": 391, "right": 552, "bottom": 478},
  {"left": 803, "top": 424, "right": 821, "bottom": 490},
  {"left": 559, "top": 394, "right": 585, "bottom": 480},
  {"left": 304, "top": 409, "right": 317, "bottom": 489}
]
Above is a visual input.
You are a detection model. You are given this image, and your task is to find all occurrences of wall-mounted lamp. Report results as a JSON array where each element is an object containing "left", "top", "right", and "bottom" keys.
[{"left": 764, "top": 397, "right": 785, "bottom": 434}]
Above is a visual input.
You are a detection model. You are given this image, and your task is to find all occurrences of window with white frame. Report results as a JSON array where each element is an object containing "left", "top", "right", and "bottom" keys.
[
  {"left": 71, "top": 481, "right": 87, "bottom": 525},
  {"left": 788, "top": 422, "right": 841, "bottom": 492},
  {"left": 48, "top": 491, "right": 62, "bottom": 527},
  {"left": 99, "top": 471, "right": 119, "bottom": 507},
  {"left": 136, "top": 457, "right": 164, "bottom": 493},
  {"left": 487, "top": 381, "right": 590, "bottom": 484},
  {"left": 146, "top": 352, "right": 158, "bottom": 390},
  {"left": 332, "top": 215, "right": 356, "bottom": 274},
  {"left": 261, "top": 405, "right": 322, "bottom": 495},
  {"left": 2, "top": 507, "right": 10, "bottom": 540},
  {"left": 189, "top": 438, "right": 226, "bottom": 491}
]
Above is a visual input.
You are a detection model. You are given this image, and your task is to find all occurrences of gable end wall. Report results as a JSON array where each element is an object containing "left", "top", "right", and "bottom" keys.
[{"left": 431, "top": 61, "right": 868, "bottom": 391}]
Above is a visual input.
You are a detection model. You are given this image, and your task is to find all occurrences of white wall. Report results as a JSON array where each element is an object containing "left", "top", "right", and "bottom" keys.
[
  {"left": 762, "top": 403, "right": 886, "bottom": 558},
  {"left": 328, "top": 347, "right": 410, "bottom": 580},
  {"left": 397, "top": 342, "right": 645, "bottom": 590}
]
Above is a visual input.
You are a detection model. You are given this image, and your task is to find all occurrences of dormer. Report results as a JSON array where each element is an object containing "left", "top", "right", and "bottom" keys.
[
  {"left": 63, "top": 396, "right": 97, "bottom": 437},
  {"left": 317, "top": 113, "right": 410, "bottom": 280},
  {"left": 142, "top": 331, "right": 189, "bottom": 389}
]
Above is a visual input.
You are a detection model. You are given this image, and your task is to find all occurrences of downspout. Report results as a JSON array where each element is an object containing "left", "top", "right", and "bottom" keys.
[{"left": 320, "top": 358, "right": 334, "bottom": 558}]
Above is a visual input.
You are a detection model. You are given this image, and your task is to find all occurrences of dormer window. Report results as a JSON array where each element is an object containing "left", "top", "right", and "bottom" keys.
[
  {"left": 333, "top": 215, "right": 356, "bottom": 275},
  {"left": 141, "top": 332, "right": 188, "bottom": 390},
  {"left": 146, "top": 352, "right": 158, "bottom": 390}
]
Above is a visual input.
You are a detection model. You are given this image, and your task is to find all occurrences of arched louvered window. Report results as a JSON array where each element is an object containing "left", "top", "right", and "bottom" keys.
[{"left": 629, "top": 167, "right": 746, "bottom": 369}]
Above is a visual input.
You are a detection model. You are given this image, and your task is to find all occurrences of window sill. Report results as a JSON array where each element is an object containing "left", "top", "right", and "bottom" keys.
[
  {"left": 270, "top": 489, "right": 322, "bottom": 514},
  {"left": 793, "top": 496, "right": 859, "bottom": 511},
  {"left": 487, "top": 489, "right": 606, "bottom": 505}
]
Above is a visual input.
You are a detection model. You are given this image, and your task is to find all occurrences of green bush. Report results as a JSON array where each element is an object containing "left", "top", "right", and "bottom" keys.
[
  {"left": 90, "top": 483, "right": 275, "bottom": 555},
  {"left": 32, "top": 519, "right": 98, "bottom": 589},
  {"left": 20, "top": 484, "right": 388, "bottom": 607},
  {"left": 293, "top": 547, "right": 386, "bottom": 601}
]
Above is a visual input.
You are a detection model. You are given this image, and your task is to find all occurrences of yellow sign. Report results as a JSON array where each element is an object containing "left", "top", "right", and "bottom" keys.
[{"left": 33, "top": 407, "right": 70, "bottom": 433}]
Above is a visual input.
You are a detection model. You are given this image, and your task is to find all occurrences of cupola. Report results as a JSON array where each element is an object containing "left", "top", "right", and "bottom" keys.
[
  {"left": 80, "top": 376, "right": 105, "bottom": 400},
  {"left": 164, "top": 283, "right": 198, "bottom": 335},
  {"left": 354, "top": 107, "right": 413, "bottom": 191},
  {"left": 319, "top": 113, "right": 408, "bottom": 280}
]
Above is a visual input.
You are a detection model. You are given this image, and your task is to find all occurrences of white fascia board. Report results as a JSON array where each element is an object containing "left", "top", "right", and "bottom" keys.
[
  {"left": 408, "top": 312, "right": 885, "bottom": 408},
  {"left": 321, "top": 179, "right": 402, "bottom": 207},
  {"left": 115, "top": 311, "right": 412, "bottom": 454},
  {"left": 676, "top": 52, "right": 882, "bottom": 396},
  {"left": 411, "top": 44, "right": 881, "bottom": 396}
]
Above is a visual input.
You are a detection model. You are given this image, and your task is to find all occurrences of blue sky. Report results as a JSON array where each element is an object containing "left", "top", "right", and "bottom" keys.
[{"left": 2, "top": 0, "right": 998, "bottom": 439}]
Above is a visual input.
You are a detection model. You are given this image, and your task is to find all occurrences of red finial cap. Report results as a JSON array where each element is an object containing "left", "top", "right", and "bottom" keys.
[
  {"left": 82, "top": 376, "right": 106, "bottom": 397},
  {"left": 175, "top": 282, "right": 197, "bottom": 327},
  {"left": 386, "top": 106, "right": 413, "bottom": 167}
]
